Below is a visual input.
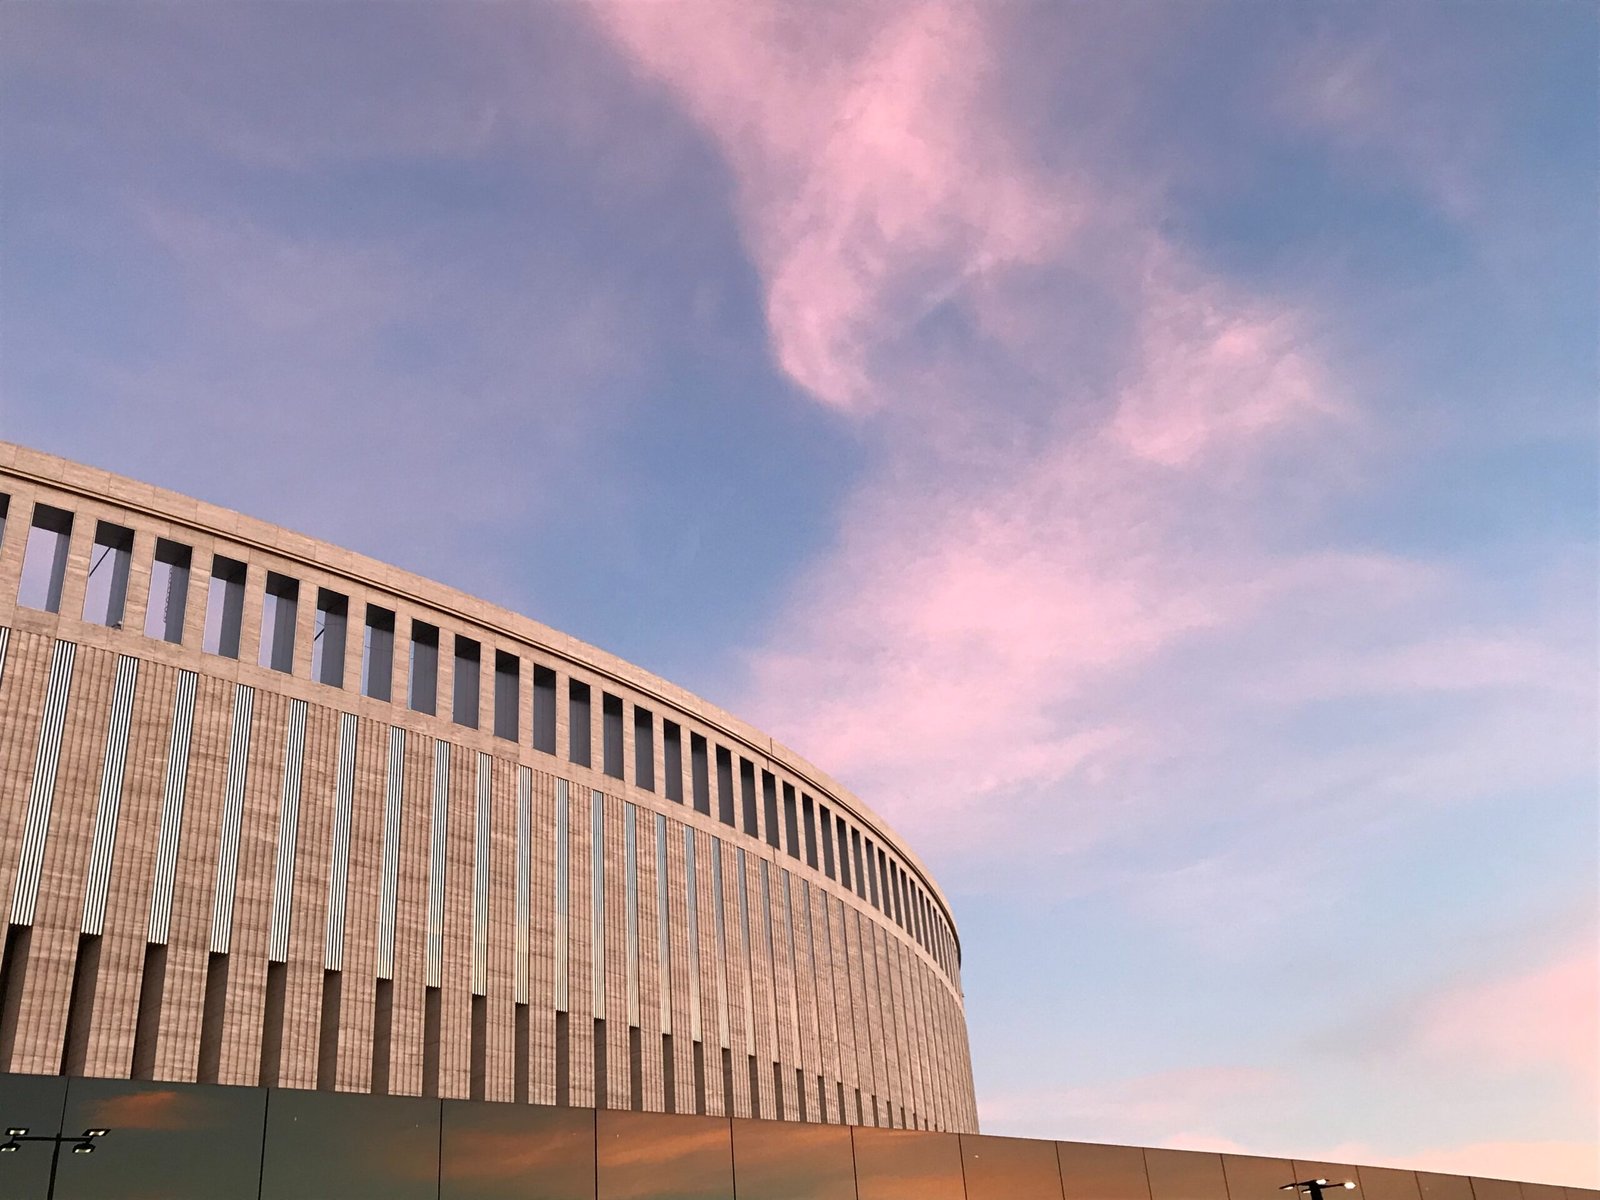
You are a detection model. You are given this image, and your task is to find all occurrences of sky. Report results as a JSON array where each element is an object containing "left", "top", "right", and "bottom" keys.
[{"left": 2, "top": 0, "right": 1595, "bottom": 1186}]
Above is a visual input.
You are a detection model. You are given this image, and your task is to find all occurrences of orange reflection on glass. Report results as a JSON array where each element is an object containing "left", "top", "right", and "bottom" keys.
[
  {"left": 1468, "top": 1178, "right": 1521, "bottom": 1200},
  {"left": 56, "top": 1078, "right": 266, "bottom": 1200},
  {"left": 731, "top": 1117, "right": 855, "bottom": 1200},
  {"left": 443, "top": 1101, "right": 595, "bottom": 1200},
  {"left": 1057, "top": 1140, "right": 1150, "bottom": 1200},
  {"left": 963, "top": 1132, "right": 1064, "bottom": 1200},
  {"left": 1146, "top": 1148, "right": 1228, "bottom": 1200},
  {"left": 852, "top": 1128, "right": 964, "bottom": 1200},
  {"left": 596, "top": 1109, "right": 733, "bottom": 1200},
  {"left": 1416, "top": 1173, "right": 1473, "bottom": 1200}
]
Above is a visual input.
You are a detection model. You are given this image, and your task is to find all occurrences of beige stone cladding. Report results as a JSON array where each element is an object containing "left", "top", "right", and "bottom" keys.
[{"left": 0, "top": 440, "right": 976, "bottom": 1130}]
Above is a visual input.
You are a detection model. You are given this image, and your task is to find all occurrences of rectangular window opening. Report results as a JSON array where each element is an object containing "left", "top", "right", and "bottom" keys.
[
  {"left": 197, "top": 951, "right": 229, "bottom": 1084},
  {"left": 568, "top": 680, "right": 591, "bottom": 767},
  {"left": 629, "top": 1024, "right": 643, "bottom": 1111},
  {"left": 663, "top": 721, "right": 683, "bottom": 803},
  {"left": 493, "top": 649, "right": 520, "bottom": 740},
  {"left": 470, "top": 993, "right": 487, "bottom": 1100},
  {"left": 819, "top": 803, "right": 835, "bottom": 879},
  {"left": 514, "top": 1003, "right": 530, "bottom": 1104},
  {"left": 693, "top": 1040, "right": 707, "bottom": 1116},
  {"left": 258, "top": 572, "right": 299, "bottom": 673},
  {"left": 762, "top": 772, "right": 780, "bottom": 849},
  {"left": 408, "top": 621, "right": 439, "bottom": 715},
  {"left": 312, "top": 589, "right": 349, "bottom": 687},
  {"left": 316, "top": 968, "right": 342, "bottom": 1090},
  {"left": 783, "top": 784, "right": 800, "bottom": 860},
  {"left": 689, "top": 733, "right": 710, "bottom": 815},
  {"left": 662, "top": 1032, "right": 676, "bottom": 1114},
  {"left": 261, "top": 960, "right": 287, "bottom": 1087},
  {"left": 715, "top": 747, "right": 735, "bottom": 827},
  {"left": 130, "top": 941, "right": 166, "bottom": 1081},
  {"left": 361, "top": 605, "right": 395, "bottom": 701},
  {"left": 422, "top": 985, "right": 442, "bottom": 1098},
  {"left": 594, "top": 1017, "right": 607, "bottom": 1110},
  {"left": 602, "top": 692, "right": 624, "bottom": 779},
  {"left": 740, "top": 760, "right": 758, "bottom": 838},
  {"left": 371, "top": 977, "right": 392, "bottom": 1094},
  {"left": 60, "top": 933, "right": 103, "bottom": 1075},
  {"left": 17, "top": 502, "right": 73, "bottom": 614},
  {"left": 532, "top": 666, "right": 557, "bottom": 753},
  {"left": 634, "top": 708, "right": 656, "bottom": 791},
  {"left": 82, "top": 520, "right": 134, "bottom": 628},
  {"left": 555, "top": 1010, "right": 570, "bottom": 1106},
  {"left": 144, "top": 538, "right": 192, "bottom": 644},
  {"left": 202, "top": 555, "right": 248, "bottom": 659},
  {"left": 452, "top": 635, "right": 481, "bottom": 728}
]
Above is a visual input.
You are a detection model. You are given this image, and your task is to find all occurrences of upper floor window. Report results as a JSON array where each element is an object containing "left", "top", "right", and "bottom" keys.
[
  {"left": 17, "top": 503, "right": 74, "bottom": 614},
  {"left": 144, "top": 538, "right": 191, "bottom": 644},
  {"left": 203, "top": 555, "right": 247, "bottom": 659},
  {"left": 82, "top": 520, "right": 134, "bottom": 628}
]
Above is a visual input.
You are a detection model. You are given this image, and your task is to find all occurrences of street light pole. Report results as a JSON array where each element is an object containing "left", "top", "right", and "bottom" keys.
[
  {"left": 0, "top": 1126, "right": 110, "bottom": 1200},
  {"left": 1283, "top": 1177, "right": 1358, "bottom": 1200}
]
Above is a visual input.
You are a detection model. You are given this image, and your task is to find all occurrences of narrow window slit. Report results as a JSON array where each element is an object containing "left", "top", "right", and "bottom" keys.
[
  {"left": 196, "top": 951, "right": 229, "bottom": 1083},
  {"left": 317, "top": 968, "right": 342, "bottom": 1090},
  {"left": 371, "top": 977, "right": 392, "bottom": 1094},
  {"left": 260, "top": 960, "right": 287, "bottom": 1087},
  {"left": 130, "top": 942, "right": 167, "bottom": 1081},
  {"left": 60, "top": 933, "right": 102, "bottom": 1075}
]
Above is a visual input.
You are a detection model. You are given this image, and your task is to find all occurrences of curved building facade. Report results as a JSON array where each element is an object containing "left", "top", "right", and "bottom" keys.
[{"left": 0, "top": 442, "right": 975, "bottom": 1131}]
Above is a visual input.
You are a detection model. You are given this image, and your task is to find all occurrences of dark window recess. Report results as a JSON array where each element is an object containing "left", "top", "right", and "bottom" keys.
[
  {"left": 409, "top": 621, "right": 439, "bottom": 715},
  {"left": 719, "top": 1048, "right": 733, "bottom": 1119},
  {"left": 836, "top": 817, "right": 851, "bottom": 889},
  {"left": 371, "top": 978, "right": 392, "bottom": 1094},
  {"left": 470, "top": 994, "right": 487, "bottom": 1101},
  {"left": 555, "top": 1011, "right": 570, "bottom": 1107},
  {"left": 17, "top": 502, "right": 73, "bottom": 614},
  {"left": 850, "top": 829, "right": 865, "bottom": 899},
  {"left": 532, "top": 665, "right": 557, "bottom": 754},
  {"left": 197, "top": 951, "right": 229, "bottom": 1083},
  {"left": 361, "top": 605, "right": 395, "bottom": 702},
  {"left": 60, "top": 933, "right": 102, "bottom": 1075},
  {"left": 514, "top": 1004, "right": 530, "bottom": 1103},
  {"left": 130, "top": 941, "right": 166, "bottom": 1080},
  {"left": 715, "top": 748, "right": 735, "bottom": 828},
  {"left": 772, "top": 1061, "right": 786, "bottom": 1119},
  {"left": 633, "top": 708, "right": 655, "bottom": 791},
  {"left": 662, "top": 1032, "right": 675, "bottom": 1113},
  {"left": 203, "top": 555, "right": 247, "bottom": 659},
  {"left": 258, "top": 572, "right": 299, "bottom": 673},
  {"left": 864, "top": 839, "right": 879, "bottom": 908},
  {"left": 747, "top": 1055, "right": 762, "bottom": 1119},
  {"left": 593, "top": 1018, "right": 607, "bottom": 1110},
  {"left": 261, "top": 960, "right": 287, "bottom": 1087},
  {"left": 82, "top": 520, "right": 134, "bottom": 628},
  {"left": 452, "top": 636, "right": 481, "bottom": 728},
  {"left": 741, "top": 761, "right": 759, "bottom": 837},
  {"left": 802, "top": 795, "right": 819, "bottom": 869},
  {"left": 422, "top": 985, "right": 441, "bottom": 1098},
  {"left": 663, "top": 722, "right": 683, "bottom": 804},
  {"left": 782, "top": 785, "right": 800, "bottom": 860},
  {"left": 762, "top": 772, "right": 780, "bottom": 849},
  {"left": 629, "top": 1024, "right": 643, "bottom": 1111},
  {"left": 312, "top": 589, "right": 348, "bottom": 687},
  {"left": 602, "top": 693, "right": 624, "bottom": 779},
  {"left": 819, "top": 804, "right": 836, "bottom": 879},
  {"left": 568, "top": 680, "right": 591, "bottom": 767},
  {"left": 144, "top": 538, "right": 192, "bottom": 644},
  {"left": 695, "top": 1041, "right": 707, "bottom": 1115},
  {"left": 0, "top": 493, "right": 8, "bottom": 547},
  {"left": 493, "top": 651, "right": 520, "bottom": 741},
  {"left": 690, "top": 734, "right": 710, "bottom": 816},
  {"left": 316, "top": 969, "right": 341, "bottom": 1090}
]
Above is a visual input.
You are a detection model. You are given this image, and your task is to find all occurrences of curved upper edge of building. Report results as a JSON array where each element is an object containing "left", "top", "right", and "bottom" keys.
[{"left": 0, "top": 439, "right": 962, "bottom": 989}]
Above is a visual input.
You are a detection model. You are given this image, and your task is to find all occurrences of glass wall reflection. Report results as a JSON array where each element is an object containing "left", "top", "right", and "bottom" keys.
[
  {"left": 852, "top": 1127, "right": 965, "bottom": 1200},
  {"left": 1145, "top": 1148, "right": 1228, "bottom": 1200},
  {"left": 1223, "top": 1154, "right": 1297, "bottom": 1200},
  {"left": 731, "top": 1116, "right": 855, "bottom": 1200},
  {"left": 1056, "top": 1140, "right": 1150, "bottom": 1200},
  {"left": 1416, "top": 1173, "right": 1474, "bottom": 1200},
  {"left": 962, "top": 1132, "right": 1064, "bottom": 1200},
  {"left": 596, "top": 1110, "right": 733, "bottom": 1200},
  {"left": 1356, "top": 1165, "right": 1422, "bottom": 1200},
  {"left": 442, "top": 1100, "right": 595, "bottom": 1200},
  {"left": 0, "top": 1071, "right": 66, "bottom": 1200},
  {"left": 54, "top": 1077, "right": 264, "bottom": 1200},
  {"left": 261, "top": 1088, "right": 440, "bottom": 1200}
]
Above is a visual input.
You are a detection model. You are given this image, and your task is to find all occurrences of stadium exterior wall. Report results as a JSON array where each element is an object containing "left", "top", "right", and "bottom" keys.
[{"left": 0, "top": 442, "right": 975, "bottom": 1131}]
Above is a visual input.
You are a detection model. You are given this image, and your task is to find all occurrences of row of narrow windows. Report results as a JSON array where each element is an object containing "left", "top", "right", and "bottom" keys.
[
  {"left": 0, "top": 492, "right": 959, "bottom": 980},
  {"left": 0, "top": 925, "right": 932, "bottom": 1130}
]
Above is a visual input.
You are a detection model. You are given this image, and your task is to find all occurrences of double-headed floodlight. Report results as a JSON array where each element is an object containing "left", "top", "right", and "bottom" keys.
[{"left": 1283, "top": 1178, "right": 1358, "bottom": 1200}]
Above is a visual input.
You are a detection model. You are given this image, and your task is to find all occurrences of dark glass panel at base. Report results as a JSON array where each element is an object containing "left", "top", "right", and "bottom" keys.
[
  {"left": 730, "top": 1117, "right": 854, "bottom": 1200},
  {"left": 1056, "top": 1140, "right": 1151, "bottom": 1200},
  {"left": 1145, "top": 1149, "right": 1228, "bottom": 1200},
  {"left": 852, "top": 1127, "right": 964, "bottom": 1200},
  {"left": 1223, "top": 1154, "right": 1298, "bottom": 1200},
  {"left": 597, "top": 1109, "right": 733, "bottom": 1200},
  {"left": 261, "top": 1087, "right": 439, "bottom": 1200},
  {"left": 442, "top": 1099, "right": 595, "bottom": 1200},
  {"left": 0, "top": 1072, "right": 66, "bottom": 1200},
  {"left": 963, "top": 1132, "right": 1065, "bottom": 1200},
  {"left": 54, "top": 1077, "right": 264, "bottom": 1200},
  {"left": 1356, "top": 1166, "right": 1422, "bottom": 1200},
  {"left": 1468, "top": 1180, "right": 1521, "bottom": 1200}
]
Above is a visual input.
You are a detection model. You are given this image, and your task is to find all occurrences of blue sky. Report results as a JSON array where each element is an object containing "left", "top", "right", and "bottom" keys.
[{"left": 2, "top": 1, "right": 1594, "bottom": 1185}]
